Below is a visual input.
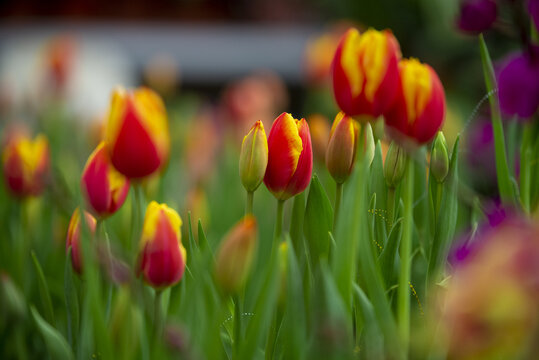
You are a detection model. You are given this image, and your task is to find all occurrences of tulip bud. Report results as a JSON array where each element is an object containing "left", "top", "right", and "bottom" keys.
[
  {"left": 431, "top": 132, "right": 449, "bottom": 183},
  {"left": 364, "top": 122, "right": 376, "bottom": 165},
  {"left": 239, "top": 120, "right": 268, "bottom": 192},
  {"left": 384, "top": 142, "right": 406, "bottom": 188},
  {"left": 331, "top": 27, "right": 401, "bottom": 118},
  {"left": 66, "top": 208, "right": 97, "bottom": 274},
  {"left": 384, "top": 59, "right": 446, "bottom": 145},
  {"left": 264, "top": 112, "right": 313, "bottom": 201},
  {"left": 81, "top": 141, "right": 130, "bottom": 218},
  {"left": 214, "top": 216, "right": 257, "bottom": 294},
  {"left": 325, "top": 112, "right": 358, "bottom": 184},
  {"left": 457, "top": 0, "right": 497, "bottom": 34},
  {"left": 2, "top": 133, "right": 50, "bottom": 197},
  {"left": 105, "top": 86, "right": 170, "bottom": 179},
  {"left": 136, "top": 202, "right": 186, "bottom": 289}
]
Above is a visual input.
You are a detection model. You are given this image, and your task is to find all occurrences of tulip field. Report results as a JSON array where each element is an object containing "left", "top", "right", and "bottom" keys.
[{"left": 1, "top": 1, "right": 539, "bottom": 359}]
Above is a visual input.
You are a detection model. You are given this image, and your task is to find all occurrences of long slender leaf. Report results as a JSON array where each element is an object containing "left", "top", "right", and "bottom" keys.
[
  {"left": 31, "top": 306, "right": 74, "bottom": 360},
  {"left": 31, "top": 250, "right": 55, "bottom": 326}
]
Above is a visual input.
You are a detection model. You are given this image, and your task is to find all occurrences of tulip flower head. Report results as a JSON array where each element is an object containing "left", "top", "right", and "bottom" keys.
[
  {"left": 66, "top": 208, "right": 97, "bottom": 274},
  {"left": 136, "top": 202, "right": 186, "bottom": 289},
  {"left": 456, "top": 0, "right": 497, "bottom": 34},
  {"left": 81, "top": 141, "right": 130, "bottom": 218},
  {"left": 239, "top": 120, "right": 268, "bottom": 192},
  {"left": 331, "top": 27, "right": 401, "bottom": 118},
  {"left": 105, "top": 86, "right": 170, "bottom": 179},
  {"left": 214, "top": 216, "right": 257, "bottom": 294},
  {"left": 2, "top": 133, "right": 50, "bottom": 197},
  {"left": 326, "top": 112, "right": 359, "bottom": 184},
  {"left": 264, "top": 112, "right": 313, "bottom": 201},
  {"left": 384, "top": 58, "right": 446, "bottom": 145}
]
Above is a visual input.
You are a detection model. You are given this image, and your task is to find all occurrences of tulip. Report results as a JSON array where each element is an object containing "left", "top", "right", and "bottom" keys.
[
  {"left": 105, "top": 86, "right": 170, "bottom": 179},
  {"left": 2, "top": 133, "right": 50, "bottom": 197},
  {"left": 264, "top": 112, "right": 313, "bottom": 201},
  {"left": 497, "top": 47, "right": 539, "bottom": 119},
  {"left": 326, "top": 112, "right": 359, "bottom": 184},
  {"left": 530, "top": 0, "right": 539, "bottom": 32},
  {"left": 66, "top": 208, "right": 97, "bottom": 274},
  {"left": 430, "top": 132, "right": 449, "bottom": 183},
  {"left": 81, "top": 141, "right": 130, "bottom": 218},
  {"left": 214, "top": 216, "right": 257, "bottom": 294},
  {"left": 331, "top": 27, "right": 401, "bottom": 118},
  {"left": 456, "top": 0, "right": 497, "bottom": 34},
  {"left": 239, "top": 120, "right": 268, "bottom": 192},
  {"left": 384, "top": 58, "right": 446, "bottom": 145},
  {"left": 136, "top": 201, "right": 186, "bottom": 289},
  {"left": 384, "top": 141, "right": 406, "bottom": 189}
]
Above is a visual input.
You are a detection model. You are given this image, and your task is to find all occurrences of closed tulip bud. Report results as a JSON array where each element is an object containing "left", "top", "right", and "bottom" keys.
[
  {"left": 239, "top": 120, "right": 268, "bottom": 192},
  {"left": 81, "top": 141, "right": 130, "bottom": 218},
  {"left": 264, "top": 112, "right": 313, "bottom": 200},
  {"left": 214, "top": 216, "right": 257, "bottom": 294},
  {"left": 66, "top": 208, "right": 97, "bottom": 274},
  {"left": 326, "top": 112, "right": 359, "bottom": 184},
  {"left": 331, "top": 28, "right": 401, "bottom": 118},
  {"left": 2, "top": 133, "right": 50, "bottom": 197},
  {"left": 384, "top": 59, "right": 446, "bottom": 144},
  {"left": 431, "top": 132, "right": 449, "bottom": 183},
  {"left": 384, "top": 142, "right": 406, "bottom": 188},
  {"left": 105, "top": 86, "right": 170, "bottom": 179},
  {"left": 136, "top": 202, "right": 186, "bottom": 289}
]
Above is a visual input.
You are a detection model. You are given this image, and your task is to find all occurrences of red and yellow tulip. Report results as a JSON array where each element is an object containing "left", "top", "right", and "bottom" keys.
[
  {"left": 136, "top": 201, "right": 186, "bottom": 289},
  {"left": 326, "top": 112, "right": 359, "bottom": 184},
  {"left": 384, "top": 59, "right": 446, "bottom": 145},
  {"left": 2, "top": 133, "right": 50, "bottom": 197},
  {"left": 264, "top": 112, "right": 313, "bottom": 201},
  {"left": 105, "top": 86, "right": 170, "bottom": 179},
  {"left": 66, "top": 208, "right": 97, "bottom": 274},
  {"left": 81, "top": 141, "right": 130, "bottom": 218},
  {"left": 214, "top": 216, "right": 257, "bottom": 294},
  {"left": 331, "top": 28, "right": 401, "bottom": 118}
]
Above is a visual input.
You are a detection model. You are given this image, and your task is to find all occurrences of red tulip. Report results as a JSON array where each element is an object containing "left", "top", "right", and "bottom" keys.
[
  {"left": 81, "top": 141, "right": 130, "bottom": 218},
  {"left": 384, "top": 59, "right": 446, "bottom": 145},
  {"left": 332, "top": 28, "right": 401, "bottom": 118},
  {"left": 136, "top": 201, "right": 186, "bottom": 289},
  {"left": 264, "top": 112, "right": 313, "bottom": 201},
  {"left": 66, "top": 208, "right": 97, "bottom": 274},
  {"left": 326, "top": 112, "right": 359, "bottom": 184},
  {"left": 2, "top": 133, "right": 50, "bottom": 197},
  {"left": 105, "top": 86, "right": 170, "bottom": 179}
]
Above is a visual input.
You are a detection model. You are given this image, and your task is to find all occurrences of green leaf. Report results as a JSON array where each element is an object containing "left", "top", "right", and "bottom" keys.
[
  {"left": 353, "top": 283, "right": 383, "bottom": 359},
  {"left": 479, "top": 34, "right": 514, "bottom": 205},
  {"left": 289, "top": 192, "right": 306, "bottom": 259},
  {"left": 31, "top": 306, "right": 74, "bottom": 360},
  {"left": 303, "top": 175, "right": 333, "bottom": 264},
  {"left": 428, "top": 136, "right": 460, "bottom": 285},
  {"left": 379, "top": 218, "right": 403, "bottom": 287},
  {"left": 64, "top": 247, "right": 79, "bottom": 350},
  {"left": 31, "top": 250, "right": 55, "bottom": 326}
]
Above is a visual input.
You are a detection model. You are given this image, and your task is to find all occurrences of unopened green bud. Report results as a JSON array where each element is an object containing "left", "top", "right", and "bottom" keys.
[
  {"left": 364, "top": 122, "right": 375, "bottom": 166},
  {"left": 239, "top": 121, "right": 268, "bottom": 192},
  {"left": 384, "top": 141, "right": 406, "bottom": 188},
  {"left": 215, "top": 216, "right": 257, "bottom": 294},
  {"left": 431, "top": 132, "right": 449, "bottom": 183}
]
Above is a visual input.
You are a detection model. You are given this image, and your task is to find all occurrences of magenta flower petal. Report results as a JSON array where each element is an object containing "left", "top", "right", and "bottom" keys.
[{"left": 457, "top": 0, "right": 497, "bottom": 34}]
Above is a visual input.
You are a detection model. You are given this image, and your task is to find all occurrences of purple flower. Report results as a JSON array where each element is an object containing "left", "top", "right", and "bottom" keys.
[
  {"left": 457, "top": 0, "right": 497, "bottom": 34},
  {"left": 497, "top": 47, "right": 539, "bottom": 119},
  {"left": 530, "top": 0, "right": 539, "bottom": 32}
]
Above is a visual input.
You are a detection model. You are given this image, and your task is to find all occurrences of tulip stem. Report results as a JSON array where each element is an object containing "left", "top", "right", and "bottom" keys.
[
  {"left": 397, "top": 156, "right": 413, "bottom": 355},
  {"left": 131, "top": 184, "right": 143, "bottom": 254},
  {"left": 333, "top": 182, "right": 343, "bottom": 231},
  {"left": 274, "top": 200, "right": 285, "bottom": 241},
  {"left": 154, "top": 289, "right": 163, "bottom": 341},
  {"left": 387, "top": 187, "right": 395, "bottom": 231},
  {"left": 102, "top": 221, "right": 113, "bottom": 320},
  {"left": 246, "top": 191, "right": 254, "bottom": 215},
  {"left": 233, "top": 294, "right": 242, "bottom": 358}
]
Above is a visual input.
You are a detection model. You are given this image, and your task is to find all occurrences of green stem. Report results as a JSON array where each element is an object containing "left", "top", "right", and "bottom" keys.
[
  {"left": 397, "top": 157, "right": 413, "bottom": 356},
  {"left": 246, "top": 191, "right": 254, "bottom": 215},
  {"left": 102, "top": 221, "right": 114, "bottom": 320},
  {"left": 233, "top": 295, "right": 242, "bottom": 358},
  {"left": 387, "top": 187, "right": 395, "bottom": 231},
  {"left": 153, "top": 289, "right": 163, "bottom": 341},
  {"left": 520, "top": 122, "right": 533, "bottom": 214},
  {"left": 479, "top": 34, "right": 514, "bottom": 205},
  {"left": 130, "top": 184, "right": 143, "bottom": 254},
  {"left": 434, "top": 182, "right": 443, "bottom": 221},
  {"left": 333, "top": 182, "right": 343, "bottom": 231},
  {"left": 274, "top": 200, "right": 285, "bottom": 241}
]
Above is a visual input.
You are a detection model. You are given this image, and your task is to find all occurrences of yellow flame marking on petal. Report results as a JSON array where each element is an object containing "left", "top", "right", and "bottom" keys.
[
  {"left": 400, "top": 59, "right": 432, "bottom": 124},
  {"left": 359, "top": 29, "right": 389, "bottom": 102},
  {"left": 341, "top": 29, "right": 363, "bottom": 98},
  {"left": 281, "top": 113, "right": 303, "bottom": 175},
  {"left": 105, "top": 86, "right": 127, "bottom": 147},
  {"left": 4, "top": 134, "right": 48, "bottom": 184},
  {"left": 140, "top": 201, "right": 183, "bottom": 248},
  {"left": 329, "top": 111, "right": 346, "bottom": 138},
  {"left": 133, "top": 87, "right": 170, "bottom": 156}
]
